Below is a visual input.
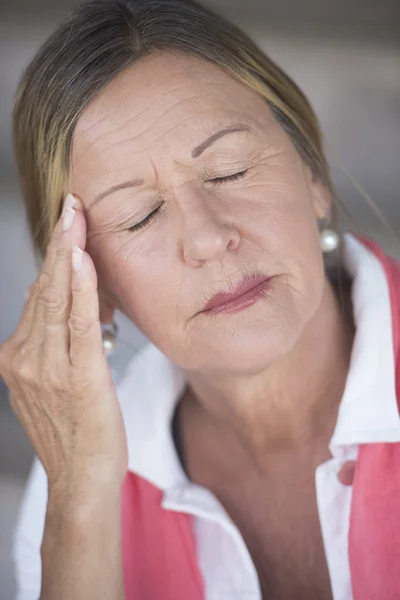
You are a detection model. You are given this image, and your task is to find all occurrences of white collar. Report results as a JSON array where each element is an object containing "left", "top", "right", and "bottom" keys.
[
  {"left": 117, "top": 232, "right": 400, "bottom": 491},
  {"left": 117, "top": 340, "right": 187, "bottom": 490},
  {"left": 330, "top": 233, "right": 400, "bottom": 450}
]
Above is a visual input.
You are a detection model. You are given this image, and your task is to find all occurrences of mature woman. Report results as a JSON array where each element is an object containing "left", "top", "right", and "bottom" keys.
[{"left": 1, "top": 0, "right": 400, "bottom": 598}]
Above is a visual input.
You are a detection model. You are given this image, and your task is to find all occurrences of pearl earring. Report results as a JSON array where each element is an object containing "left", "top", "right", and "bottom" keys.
[
  {"left": 101, "top": 321, "right": 119, "bottom": 356},
  {"left": 320, "top": 228, "right": 340, "bottom": 253}
]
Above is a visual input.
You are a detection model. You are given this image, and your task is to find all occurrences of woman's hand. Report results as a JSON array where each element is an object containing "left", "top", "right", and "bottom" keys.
[
  {"left": 0, "top": 193, "right": 128, "bottom": 493},
  {"left": 0, "top": 194, "right": 127, "bottom": 598}
]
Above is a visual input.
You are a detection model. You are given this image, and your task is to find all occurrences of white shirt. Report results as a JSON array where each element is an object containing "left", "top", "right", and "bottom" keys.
[{"left": 13, "top": 232, "right": 400, "bottom": 600}]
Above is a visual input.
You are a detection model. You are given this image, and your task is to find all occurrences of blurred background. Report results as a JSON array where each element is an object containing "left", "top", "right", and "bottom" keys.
[{"left": 0, "top": 0, "right": 399, "bottom": 597}]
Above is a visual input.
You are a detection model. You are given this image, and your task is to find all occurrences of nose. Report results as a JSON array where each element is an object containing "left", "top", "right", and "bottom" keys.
[{"left": 178, "top": 190, "right": 241, "bottom": 267}]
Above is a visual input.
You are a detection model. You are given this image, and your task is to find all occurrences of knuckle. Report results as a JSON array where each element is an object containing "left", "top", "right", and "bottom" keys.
[
  {"left": 55, "top": 246, "right": 70, "bottom": 262},
  {"left": 68, "top": 313, "right": 96, "bottom": 338},
  {"left": 11, "top": 348, "right": 35, "bottom": 383},
  {"left": 41, "top": 285, "right": 67, "bottom": 313}
]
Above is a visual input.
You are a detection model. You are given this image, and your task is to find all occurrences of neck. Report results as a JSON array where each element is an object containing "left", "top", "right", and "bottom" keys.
[{"left": 181, "top": 274, "right": 355, "bottom": 463}]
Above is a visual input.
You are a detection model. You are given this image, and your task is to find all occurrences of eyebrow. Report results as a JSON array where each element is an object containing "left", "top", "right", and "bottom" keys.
[
  {"left": 89, "top": 125, "right": 252, "bottom": 209},
  {"left": 191, "top": 125, "right": 251, "bottom": 158},
  {"left": 88, "top": 178, "right": 145, "bottom": 210}
]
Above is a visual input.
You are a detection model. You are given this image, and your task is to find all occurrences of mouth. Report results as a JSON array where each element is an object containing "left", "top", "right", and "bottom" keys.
[{"left": 201, "top": 273, "right": 272, "bottom": 315}]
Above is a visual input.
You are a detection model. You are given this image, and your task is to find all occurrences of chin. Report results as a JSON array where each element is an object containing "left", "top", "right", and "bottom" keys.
[
  {"left": 216, "top": 330, "right": 298, "bottom": 373},
  {"left": 155, "top": 282, "right": 316, "bottom": 374},
  {"left": 180, "top": 308, "right": 304, "bottom": 374}
]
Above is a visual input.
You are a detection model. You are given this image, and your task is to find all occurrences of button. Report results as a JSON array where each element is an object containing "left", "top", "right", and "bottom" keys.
[{"left": 337, "top": 460, "right": 356, "bottom": 486}]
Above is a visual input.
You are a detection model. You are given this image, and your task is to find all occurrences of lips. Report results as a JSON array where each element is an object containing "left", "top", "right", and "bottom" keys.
[{"left": 202, "top": 273, "right": 271, "bottom": 312}]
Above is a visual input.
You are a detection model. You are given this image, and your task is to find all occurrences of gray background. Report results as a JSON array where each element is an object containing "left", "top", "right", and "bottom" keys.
[{"left": 1, "top": 0, "right": 400, "bottom": 597}]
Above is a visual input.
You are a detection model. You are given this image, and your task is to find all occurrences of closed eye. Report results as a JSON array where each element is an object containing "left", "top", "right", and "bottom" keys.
[
  {"left": 128, "top": 169, "right": 248, "bottom": 232},
  {"left": 210, "top": 169, "right": 248, "bottom": 185},
  {"left": 128, "top": 203, "right": 163, "bottom": 232}
]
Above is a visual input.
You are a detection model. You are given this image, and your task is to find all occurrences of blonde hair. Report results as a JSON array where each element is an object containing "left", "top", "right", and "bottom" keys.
[{"left": 13, "top": 0, "right": 333, "bottom": 263}]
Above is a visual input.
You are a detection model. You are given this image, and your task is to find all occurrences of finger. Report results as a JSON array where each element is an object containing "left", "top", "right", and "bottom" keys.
[
  {"left": 23, "top": 195, "right": 75, "bottom": 348},
  {"left": 30, "top": 194, "right": 86, "bottom": 349},
  {"left": 41, "top": 251, "right": 72, "bottom": 362},
  {"left": 69, "top": 247, "right": 103, "bottom": 369},
  {"left": 42, "top": 199, "right": 87, "bottom": 363},
  {"left": 41, "top": 193, "right": 77, "bottom": 282}
]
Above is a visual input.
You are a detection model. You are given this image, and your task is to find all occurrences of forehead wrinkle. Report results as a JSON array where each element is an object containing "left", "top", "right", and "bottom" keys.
[
  {"left": 73, "top": 98, "right": 153, "bottom": 167},
  {"left": 73, "top": 66, "right": 245, "bottom": 167},
  {"left": 98, "top": 82, "right": 205, "bottom": 144},
  {"left": 90, "top": 131, "right": 145, "bottom": 163},
  {"left": 95, "top": 164, "right": 144, "bottom": 185},
  {"left": 92, "top": 79, "right": 199, "bottom": 140},
  {"left": 146, "top": 107, "right": 225, "bottom": 152},
  {"left": 78, "top": 49, "right": 244, "bottom": 133},
  {"left": 74, "top": 103, "right": 120, "bottom": 148},
  {"left": 129, "top": 98, "right": 208, "bottom": 150},
  {"left": 72, "top": 131, "right": 108, "bottom": 168},
  {"left": 72, "top": 72, "right": 265, "bottom": 190},
  {"left": 89, "top": 109, "right": 244, "bottom": 170},
  {"left": 102, "top": 88, "right": 240, "bottom": 158},
  {"left": 72, "top": 62, "right": 152, "bottom": 145},
  {"left": 76, "top": 111, "right": 258, "bottom": 185},
  {"left": 73, "top": 97, "right": 146, "bottom": 164},
  {"left": 73, "top": 89, "right": 135, "bottom": 156},
  {"left": 71, "top": 155, "right": 143, "bottom": 205},
  {"left": 74, "top": 92, "right": 172, "bottom": 166},
  {"left": 77, "top": 95, "right": 199, "bottom": 167},
  {"left": 77, "top": 71, "right": 232, "bottom": 155},
  {"left": 90, "top": 168, "right": 147, "bottom": 200}
]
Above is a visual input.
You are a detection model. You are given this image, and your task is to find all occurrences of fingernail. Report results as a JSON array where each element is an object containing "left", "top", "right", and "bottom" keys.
[
  {"left": 64, "top": 193, "right": 77, "bottom": 212},
  {"left": 63, "top": 207, "right": 76, "bottom": 232},
  {"left": 72, "top": 246, "right": 83, "bottom": 272}
]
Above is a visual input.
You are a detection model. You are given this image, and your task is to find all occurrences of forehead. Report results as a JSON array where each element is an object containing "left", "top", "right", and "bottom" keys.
[
  {"left": 68, "top": 52, "right": 276, "bottom": 201},
  {"left": 72, "top": 52, "right": 270, "bottom": 159}
]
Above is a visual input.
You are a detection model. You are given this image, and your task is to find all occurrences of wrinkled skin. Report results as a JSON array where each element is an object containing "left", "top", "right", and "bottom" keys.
[
  {"left": 70, "top": 51, "right": 330, "bottom": 379},
  {"left": 1, "top": 49, "right": 347, "bottom": 600},
  {"left": 68, "top": 54, "right": 347, "bottom": 599}
]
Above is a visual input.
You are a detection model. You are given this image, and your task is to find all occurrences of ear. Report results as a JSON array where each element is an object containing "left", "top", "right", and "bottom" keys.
[{"left": 305, "top": 165, "right": 332, "bottom": 221}]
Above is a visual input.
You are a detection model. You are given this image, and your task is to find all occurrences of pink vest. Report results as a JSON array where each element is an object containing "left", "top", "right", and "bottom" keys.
[{"left": 121, "top": 236, "right": 400, "bottom": 600}]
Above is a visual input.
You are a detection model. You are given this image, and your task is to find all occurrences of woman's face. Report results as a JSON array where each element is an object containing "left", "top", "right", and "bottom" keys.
[{"left": 69, "top": 52, "right": 330, "bottom": 373}]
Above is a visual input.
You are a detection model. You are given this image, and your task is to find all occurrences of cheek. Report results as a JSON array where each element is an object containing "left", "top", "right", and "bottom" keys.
[
  {"left": 234, "top": 158, "right": 313, "bottom": 226},
  {"left": 238, "top": 178, "right": 324, "bottom": 310},
  {"left": 238, "top": 174, "right": 320, "bottom": 259},
  {"left": 95, "top": 236, "right": 181, "bottom": 335}
]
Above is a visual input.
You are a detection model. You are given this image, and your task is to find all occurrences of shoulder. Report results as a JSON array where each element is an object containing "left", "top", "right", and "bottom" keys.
[{"left": 353, "top": 233, "right": 400, "bottom": 277}]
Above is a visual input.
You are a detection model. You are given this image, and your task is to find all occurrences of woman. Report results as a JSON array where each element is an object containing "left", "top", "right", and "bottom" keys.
[{"left": 1, "top": 0, "right": 400, "bottom": 598}]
